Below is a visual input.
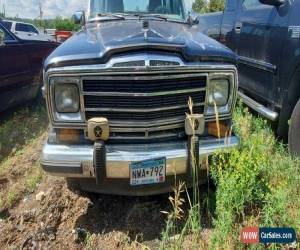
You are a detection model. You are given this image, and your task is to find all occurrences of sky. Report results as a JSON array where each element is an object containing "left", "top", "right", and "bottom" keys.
[
  {"left": 0, "top": 0, "right": 194, "bottom": 19},
  {"left": 0, "top": 0, "right": 88, "bottom": 19}
]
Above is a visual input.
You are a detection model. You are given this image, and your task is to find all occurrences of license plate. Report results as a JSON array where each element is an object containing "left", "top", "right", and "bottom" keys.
[{"left": 130, "top": 157, "right": 166, "bottom": 186}]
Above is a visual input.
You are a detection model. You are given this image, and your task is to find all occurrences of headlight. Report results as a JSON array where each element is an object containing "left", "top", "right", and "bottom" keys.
[
  {"left": 205, "top": 72, "right": 237, "bottom": 117},
  {"left": 208, "top": 79, "right": 229, "bottom": 107},
  {"left": 54, "top": 84, "right": 79, "bottom": 113}
]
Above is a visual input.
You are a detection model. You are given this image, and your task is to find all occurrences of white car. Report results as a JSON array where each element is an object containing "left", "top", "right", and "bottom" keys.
[{"left": 1, "top": 20, "right": 55, "bottom": 41}]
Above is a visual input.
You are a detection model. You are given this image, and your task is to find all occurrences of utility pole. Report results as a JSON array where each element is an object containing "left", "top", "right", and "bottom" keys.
[
  {"left": 0, "top": 3, "right": 5, "bottom": 18},
  {"left": 38, "top": 1, "right": 43, "bottom": 27},
  {"left": 3, "top": 4, "right": 5, "bottom": 17}
]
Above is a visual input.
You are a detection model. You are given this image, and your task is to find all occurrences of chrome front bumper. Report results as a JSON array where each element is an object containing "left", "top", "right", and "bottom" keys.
[{"left": 41, "top": 136, "right": 239, "bottom": 179}]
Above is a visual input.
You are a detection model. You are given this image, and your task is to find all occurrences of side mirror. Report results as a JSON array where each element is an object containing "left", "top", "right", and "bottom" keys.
[
  {"left": 187, "top": 12, "right": 199, "bottom": 26},
  {"left": 73, "top": 11, "right": 86, "bottom": 25},
  {"left": 0, "top": 29, "right": 5, "bottom": 46},
  {"left": 259, "top": 0, "right": 285, "bottom": 6}
]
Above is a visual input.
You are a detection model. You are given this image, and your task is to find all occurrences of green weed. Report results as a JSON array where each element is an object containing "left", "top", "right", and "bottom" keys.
[
  {"left": 161, "top": 101, "right": 300, "bottom": 249},
  {"left": 0, "top": 105, "right": 48, "bottom": 163},
  {"left": 210, "top": 103, "right": 300, "bottom": 249},
  {"left": 6, "top": 190, "right": 17, "bottom": 207}
]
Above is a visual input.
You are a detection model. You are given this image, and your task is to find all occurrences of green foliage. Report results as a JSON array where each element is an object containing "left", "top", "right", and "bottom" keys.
[
  {"left": 7, "top": 190, "right": 17, "bottom": 207},
  {"left": 160, "top": 102, "right": 300, "bottom": 249},
  {"left": 0, "top": 105, "right": 48, "bottom": 163},
  {"left": 192, "top": 0, "right": 225, "bottom": 13},
  {"left": 192, "top": 0, "right": 206, "bottom": 14},
  {"left": 209, "top": 102, "right": 300, "bottom": 249},
  {"left": 51, "top": 17, "right": 80, "bottom": 31},
  {"left": 207, "top": 0, "right": 225, "bottom": 12}
]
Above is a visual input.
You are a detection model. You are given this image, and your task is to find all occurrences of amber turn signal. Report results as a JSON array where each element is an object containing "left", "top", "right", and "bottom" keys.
[
  {"left": 57, "top": 129, "right": 80, "bottom": 143},
  {"left": 208, "top": 121, "right": 231, "bottom": 138}
]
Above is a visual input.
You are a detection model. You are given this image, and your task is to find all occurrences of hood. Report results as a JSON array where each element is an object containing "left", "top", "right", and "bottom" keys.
[{"left": 45, "top": 19, "right": 237, "bottom": 69}]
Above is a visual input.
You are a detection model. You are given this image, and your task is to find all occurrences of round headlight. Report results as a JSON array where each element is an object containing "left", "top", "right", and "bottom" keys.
[
  {"left": 208, "top": 79, "right": 229, "bottom": 107},
  {"left": 55, "top": 84, "right": 79, "bottom": 113}
]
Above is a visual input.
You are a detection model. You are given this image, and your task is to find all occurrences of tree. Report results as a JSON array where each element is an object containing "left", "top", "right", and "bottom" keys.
[
  {"left": 207, "top": 0, "right": 225, "bottom": 12},
  {"left": 192, "top": 0, "right": 206, "bottom": 13},
  {"left": 53, "top": 17, "right": 80, "bottom": 31}
]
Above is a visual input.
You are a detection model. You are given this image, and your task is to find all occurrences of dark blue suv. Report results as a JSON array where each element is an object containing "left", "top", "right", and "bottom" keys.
[{"left": 198, "top": 0, "right": 300, "bottom": 155}]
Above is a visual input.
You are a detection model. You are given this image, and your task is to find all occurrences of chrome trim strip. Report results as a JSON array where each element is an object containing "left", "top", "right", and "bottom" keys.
[
  {"left": 238, "top": 91, "right": 278, "bottom": 121},
  {"left": 239, "top": 56, "right": 276, "bottom": 73},
  {"left": 83, "top": 88, "right": 205, "bottom": 97},
  {"left": 82, "top": 72, "right": 205, "bottom": 80},
  {"left": 109, "top": 122, "right": 183, "bottom": 133},
  {"left": 85, "top": 102, "right": 205, "bottom": 113},
  {"left": 109, "top": 117, "right": 185, "bottom": 128},
  {"left": 41, "top": 136, "right": 239, "bottom": 178},
  {"left": 107, "top": 132, "right": 184, "bottom": 140}
]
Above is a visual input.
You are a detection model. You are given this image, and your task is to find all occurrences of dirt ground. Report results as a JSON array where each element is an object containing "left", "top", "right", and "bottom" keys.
[
  {"left": 0, "top": 138, "right": 208, "bottom": 250},
  {"left": 0, "top": 106, "right": 211, "bottom": 250},
  {"left": 0, "top": 178, "right": 175, "bottom": 249},
  {"left": 0, "top": 138, "right": 172, "bottom": 250}
]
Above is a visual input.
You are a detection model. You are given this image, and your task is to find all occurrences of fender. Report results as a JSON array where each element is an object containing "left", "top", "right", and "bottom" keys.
[{"left": 277, "top": 61, "right": 300, "bottom": 137}]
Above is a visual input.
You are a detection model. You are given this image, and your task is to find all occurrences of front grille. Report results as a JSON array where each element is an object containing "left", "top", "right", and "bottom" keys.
[{"left": 82, "top": 72, "right": 207, "bottom": 142}]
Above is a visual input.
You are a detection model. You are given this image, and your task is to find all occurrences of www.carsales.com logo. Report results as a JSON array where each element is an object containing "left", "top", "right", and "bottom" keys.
[{"left": 240, "top": 227, "right": 296, "bottom": 245}]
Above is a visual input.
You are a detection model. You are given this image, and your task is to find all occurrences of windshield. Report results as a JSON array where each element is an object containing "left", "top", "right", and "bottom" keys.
[{"left": 89, "top": 0, "right": 186, "bottom": 21}]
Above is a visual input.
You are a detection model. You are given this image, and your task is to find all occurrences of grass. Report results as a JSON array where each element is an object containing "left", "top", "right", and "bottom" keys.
[
  {"left": 0, "top": 104, "right": 48, "bottom": 212},
  {"left": 160, "top": 101, "right": 300, "bottom": 249},
  {"left": 0, "top": 105, "right": 48, "bottom": 163}
]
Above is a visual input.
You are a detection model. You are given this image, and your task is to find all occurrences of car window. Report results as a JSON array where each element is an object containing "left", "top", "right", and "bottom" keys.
[
  {"left": 27, "top": 25, "right": 39, "bottom": 34},
  {"left": 2, "top": 21, "right": 12, "bottom": 30},
  {"left": 15, "top": 23, "right": 28, "bottom": 32},
  {"left": 242, "top": 0, "right": 262, "bottom": 9},
  {"left": 90, "top": 0, "right": 185, "bottom": 21},
  {"left": 0, "top": 26, "right": 15, "bottom": 41}
]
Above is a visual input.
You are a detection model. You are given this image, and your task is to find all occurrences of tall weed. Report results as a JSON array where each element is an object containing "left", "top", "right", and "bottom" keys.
[{"left": 210, "top": 103, "right": 300, "bottom": 249}]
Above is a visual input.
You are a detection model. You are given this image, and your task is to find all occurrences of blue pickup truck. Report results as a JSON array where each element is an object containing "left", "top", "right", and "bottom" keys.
[{"left": 198, "top": 0, "right": 300, "bottom": 155}]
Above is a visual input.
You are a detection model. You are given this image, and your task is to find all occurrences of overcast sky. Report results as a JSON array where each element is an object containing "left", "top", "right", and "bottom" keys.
[
  {"left": 0, "top": 0, "right": 88, "bottom": 19},
  {"left": 1, "top": 0, "right": 194, "bottom": 19}
]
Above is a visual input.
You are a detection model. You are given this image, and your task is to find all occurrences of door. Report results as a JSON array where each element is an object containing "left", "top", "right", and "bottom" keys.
[
  {"left": 220, "top": 0, "right": 240, "bottom": 51},
  {"left": 235, "top": 0, "right": 289, "bottom": 103},
  {"left": 0, "top": 26, "right": 32, "bottom": 112}
]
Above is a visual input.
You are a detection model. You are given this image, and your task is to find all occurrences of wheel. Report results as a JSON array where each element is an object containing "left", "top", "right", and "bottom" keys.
[
  {"left": 288, "top": 99, "right": 300, "bottom": 156},
  {"left": 66, "top": 178, "right": 81, "bottom": 193}
]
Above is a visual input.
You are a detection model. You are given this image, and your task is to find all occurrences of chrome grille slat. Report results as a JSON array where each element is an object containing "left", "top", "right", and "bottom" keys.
[
  {"left": 84, "top": 103, "right": 204, "bottom": 113},
  {"left": 107, "top": 117, "right": 186, "bottom": 128},
  {"left": 82, "top": 88, "right": 205, "bottom": 97},
  {"left": 85, "top": 106, "right": 204, "bottom": 120},
  {"left": 82, "top": 72, "right": 207, "bottom": 141}
]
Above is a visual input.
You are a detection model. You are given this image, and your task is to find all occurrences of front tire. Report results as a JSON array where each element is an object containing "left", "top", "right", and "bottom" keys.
[{"left": 289, "top": 99, "right": 300, "bottom": 156}]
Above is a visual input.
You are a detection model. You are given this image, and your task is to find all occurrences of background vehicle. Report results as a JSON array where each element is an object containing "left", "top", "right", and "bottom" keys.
[
  {"left": 55, "top": 30, "right": 73, "bottom": 43},
  {"left": 0, "top": 21, "right": 59, "bottom": 112},
  {"left": 1, "top": 20, "right": 55, "bottom": 41},
  {"left": 198, "top": 0, "right": 300, "bottom": 155},
  {"left": 41, "top": 0, "right": 239, "bottom": 196}
]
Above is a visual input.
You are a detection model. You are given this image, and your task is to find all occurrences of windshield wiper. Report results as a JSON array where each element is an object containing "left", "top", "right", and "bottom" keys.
[
  {"left": 132, "top": 14, "right": 168, "bottom": 21},
  {"left": 96, "top": 13, "right": 126, "bottom": 20}
]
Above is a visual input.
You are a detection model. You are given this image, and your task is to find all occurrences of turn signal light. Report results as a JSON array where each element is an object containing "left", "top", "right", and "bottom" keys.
[
  {"left": 208, "top": 121, "right": 231, "bottom": 138},
  {"left": 57, "top": 129, "right": 80, "bottom": 143}
]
